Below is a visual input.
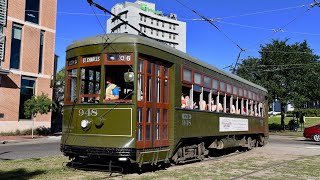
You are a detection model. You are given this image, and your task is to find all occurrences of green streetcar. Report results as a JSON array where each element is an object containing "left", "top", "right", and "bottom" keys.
[{"left": 61, "top": 33, "right": 268, "bottom": 170}]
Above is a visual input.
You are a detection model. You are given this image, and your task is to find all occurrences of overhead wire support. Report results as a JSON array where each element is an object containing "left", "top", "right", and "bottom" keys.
[
  {"left": 86, "top": 0, "right": 149, "bottom": 38},
  {"left": 311, "top": 0, "right": 320, "bottom": 7}
]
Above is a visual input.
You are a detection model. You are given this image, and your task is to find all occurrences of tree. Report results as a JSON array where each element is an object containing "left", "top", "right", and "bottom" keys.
[
  {"left": 24, "top": 93, "right": 56, "bottom": 137},
  {"left": 51, "top": 68, "right": 65, "bottom": 133},
  {"left": 234, "top": 39, "right": 320, "bottom": 129},
  {"left": 53, "top": 67, "right": 65, "bottom": 114}
]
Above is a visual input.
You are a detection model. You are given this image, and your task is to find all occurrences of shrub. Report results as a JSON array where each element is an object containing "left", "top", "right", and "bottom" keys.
[
  {"left": 0, "top": 127, "right": 51, "bottom": 136},
  {"left": 269, "top": 123, "right": 282, "bottom": 131}
]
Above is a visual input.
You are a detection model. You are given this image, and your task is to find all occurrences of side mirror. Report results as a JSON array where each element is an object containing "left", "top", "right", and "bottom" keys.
[{"left": 124, "top": 72, "right": 134, "bottom": 83}]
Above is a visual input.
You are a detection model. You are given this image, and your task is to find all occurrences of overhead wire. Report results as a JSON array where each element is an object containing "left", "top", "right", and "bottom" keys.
[
  {"left": 233, "top": 2, "right": 319, "bottom": 71},
  {"left": 174, "top": 0, "right": 247, "bottom": 73},
  {"left": 217, "top": 21, "right": 320, "bottom": 36},
  {"left": 217, "top": 4, "right": 308, "bottom": 20},
  {"left": 249, "top": 3, "right": 316, "bottom": 51}
]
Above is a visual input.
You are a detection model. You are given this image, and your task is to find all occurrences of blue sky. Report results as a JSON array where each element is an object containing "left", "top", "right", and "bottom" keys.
[{"left": 56, "top": 0, "right": 320, "bottom": 71}]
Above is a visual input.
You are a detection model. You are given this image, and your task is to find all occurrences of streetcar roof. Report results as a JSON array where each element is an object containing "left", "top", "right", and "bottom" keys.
[{"left": 67, "top": 33, "right": 267, "bottom": 92}]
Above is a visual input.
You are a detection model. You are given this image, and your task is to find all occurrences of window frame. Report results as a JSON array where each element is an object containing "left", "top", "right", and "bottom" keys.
[
  {"left": 10, "top": 23, "right": 23, "bottom": 70},
  {"left": 19, "top": 76, "right": 36, "bottom": 120},
  {"left": 25, "top": 0, "right": 40, "bottom": 24},
  {"left": 182, "top": 66, "right": 193, "bottom": 84},
  {"left": 38, "top": 30, "right": 45, "bottom": 73},
  {"left": 203, "top": 75, "right": 211, "bottom": 89},
  {"left": 193, "top": 71, "right": 202, "bottom": 86}
]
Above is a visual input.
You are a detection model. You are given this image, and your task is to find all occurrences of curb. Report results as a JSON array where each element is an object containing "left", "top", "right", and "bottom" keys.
[{"left": 0, "top": 136, "right": 61, "bottom": 145}]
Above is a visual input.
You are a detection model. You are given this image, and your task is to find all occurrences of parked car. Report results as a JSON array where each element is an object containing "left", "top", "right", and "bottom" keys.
[{"left": 303, "top": 124, "right": 320, "bottom": 142}]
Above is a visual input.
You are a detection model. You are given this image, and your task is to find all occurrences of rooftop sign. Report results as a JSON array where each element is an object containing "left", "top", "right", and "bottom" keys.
[{"left": 140, "top": 3, "right": 162, "bottom": 15}]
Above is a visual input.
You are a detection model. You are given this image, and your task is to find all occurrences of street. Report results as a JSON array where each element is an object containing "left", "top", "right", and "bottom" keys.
[
  {"left": 0, "top": 135, "right": 319, "bottom": 160},
  {"left": 0, "top": 137, "right": 61, "bottom": 160}
]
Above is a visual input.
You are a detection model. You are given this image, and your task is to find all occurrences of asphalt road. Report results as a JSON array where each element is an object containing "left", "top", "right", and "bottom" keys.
[
  {"left": 0, "top": 135, "right": 319, "bottom": 160},
  {"left": 0, "top": 137, "right": 62, "bottom": 160}
]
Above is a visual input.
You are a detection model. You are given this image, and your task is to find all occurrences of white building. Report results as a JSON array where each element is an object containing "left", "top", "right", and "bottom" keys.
[{"left": 107, "top": 0, "right": 186, "bottom": 52}]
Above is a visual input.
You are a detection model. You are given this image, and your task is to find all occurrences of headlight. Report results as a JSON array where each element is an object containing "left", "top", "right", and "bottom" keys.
[{"left": 81, "top": 119, "right": 90, "bottom": 129}]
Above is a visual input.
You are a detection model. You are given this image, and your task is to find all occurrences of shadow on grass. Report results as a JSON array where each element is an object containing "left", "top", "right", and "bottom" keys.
[{"left": 0, "top": 168, "right": 46, "bottom": 180}]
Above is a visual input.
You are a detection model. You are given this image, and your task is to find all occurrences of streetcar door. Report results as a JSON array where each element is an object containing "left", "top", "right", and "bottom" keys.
[{"left": 136, "top": 58, "right": 170, "bottom": 148}]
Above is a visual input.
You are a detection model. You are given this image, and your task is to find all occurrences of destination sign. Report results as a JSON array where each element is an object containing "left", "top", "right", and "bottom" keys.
[
  {"left": 107, "top": 54, "right": 131, "bottom": 61},
  {"left": 82, "top": 56, "right": 100, "bottom": 63},
  {"left": 67, "top": 58, "right": 77, "bottom": 66}
]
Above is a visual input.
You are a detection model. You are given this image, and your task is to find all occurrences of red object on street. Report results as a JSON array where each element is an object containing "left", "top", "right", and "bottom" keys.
[{"left": 303, "top": 124, "right": 320, "bottom": 142}]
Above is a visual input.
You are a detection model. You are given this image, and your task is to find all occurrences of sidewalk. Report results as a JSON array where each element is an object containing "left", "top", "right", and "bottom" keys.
[{"left": 0, "top": 134, "right": 61, "bottom": 144}]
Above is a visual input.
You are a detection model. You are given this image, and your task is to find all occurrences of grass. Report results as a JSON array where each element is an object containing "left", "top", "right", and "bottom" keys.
[
  {"left": 268, "top": 116, "right": 320, "bottom": 136},
  {"left": 1, "top": 155, "right": 320, "bottom": 179}
]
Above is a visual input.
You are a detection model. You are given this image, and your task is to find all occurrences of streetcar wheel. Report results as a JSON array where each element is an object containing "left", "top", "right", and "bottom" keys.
[{"left": 312, "top": 134, "right": 320, "bottom": 142}]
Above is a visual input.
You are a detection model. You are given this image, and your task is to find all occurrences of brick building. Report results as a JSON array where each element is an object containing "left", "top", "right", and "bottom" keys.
[{"left": 0, "top": 0, "right": 57, "bottom": 133}]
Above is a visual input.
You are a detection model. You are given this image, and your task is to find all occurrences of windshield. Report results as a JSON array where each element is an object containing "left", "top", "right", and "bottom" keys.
[{"left": 79, "top": 65, "right": 133, "bottom": 103}]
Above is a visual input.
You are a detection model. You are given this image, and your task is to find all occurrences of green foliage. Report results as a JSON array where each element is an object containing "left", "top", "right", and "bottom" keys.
[
  {"left": 269, "top": 123, "right": 282, "bottom": 131},
  {"left": 235, "top": 39, "right": 320, "bottom": 129},
  {"left": 288, "top": 109, "right": 320, "bottom": 117},
  {"left": 235, "top": 39, "right": 320, "bottom": 108},
  {"left": 24, "top": 93, "right": 56, "bottom": 119},
  {"left": 0, "top": 126, "right": 51, "bottom": 136},
  {"left": 53, "top": 68, "right": 65, "bottom": 114}
]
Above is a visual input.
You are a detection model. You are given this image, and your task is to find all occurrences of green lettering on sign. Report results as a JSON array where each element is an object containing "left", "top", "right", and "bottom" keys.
[{"left": 140, "top": 3, "right": 163, "bottom": 15}]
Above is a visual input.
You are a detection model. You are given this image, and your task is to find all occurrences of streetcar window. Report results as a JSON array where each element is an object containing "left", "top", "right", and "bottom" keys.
[
  {"left": 163, "top": 79, "right": 169, "bottom": 103},
  {"left": 156, "top": 77, "right": 161, "bottom": 102},
  {"left": 104, "top": 65, "right": 134, "bottom": 102},
  {"left": 212, "top": 79, "right": 218, "bottom": 90},
  {"left": 220, "top": 82, "right": 226, "bottom": 92},
  {"left": 226, "top": 84, "right": 231, "bottom": 93},
  {"left": 66, "top": 69, "right": 77, "bottom": 103},
  {"left": 204, "top": 76, "right": 211, "bottom": 88},
  {"left": 182, "top": 85, "right": 191, "bottom": 109},
  {"left": 80, "top": 66, "right": 100, "bottom": 103},
  {"left": 239, "top": 88, "right": 243, "bottom": 97},
  {"left": 201, "top": 90, "right": 209, "bottom": 111},
  {"left": 183, "top": 68, "right": 192, "bottom": 82},
  {"left": 244, "top": 89, "right": 247, "bottom": 98},
  {"left": 163, "top": 109, "right": 168, "bottom": 139},
  {"left": 233, "top": 86, "right": 238, "bottom": 95},
  {"left": 194, "top": 72, "right": 202, "bottom": 85},
  {"left": 226, "top": 95, "right": 231, "bottom": 113},
  {"left": 137, "top": 108, "right": 143, "bottom": 141}
]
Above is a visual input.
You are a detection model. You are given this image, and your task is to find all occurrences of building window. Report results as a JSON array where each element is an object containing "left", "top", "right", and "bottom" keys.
[
  {"left": 156, "top": 30, "right": 159, "bottom": 36},
  {"left": 125, "top": 13, "right": 127, "bottom": 19},
  {"left": 169, "top": 24, "right": 172, "bottom": 29},
  {"left": 19, "top": 76, "right": 36, "bottom": 119},
  {"left": 151, "top": 19, "right": 153, "bottom": 24},
  {"left": 173, "top": 35, "right": 175, "bottom": 40},
  {"left": 156, "top": 20, "right": 159, "bottom": 26},
  {"left": 151, "top": 29, "right": 153, "bottom": 35},
  {"left": 162, "top": 32, "right": 164, "bottom": 37},
  {"left": 162, "top": 22, "right": 164, "bottom": 27},
  {"left": 144, "top": 16, "right": 146, "bottom": 22},
  {"left": 10, "top": 23, "right": 22, "bottom": 69},
  {"left": 144, "top": 27, "right": 146, "bottom": 33},
  {"left": 140, "top": 15, "right": 142, "bottom": 21},
  {"left": 38, "top": 30, "right": 44, "bottom": 73},
  {"left": 173, "top": 25, "right": 176, "bottom": 30},
  {"left": 25, "top": 0, "right": 40, "bottom": 24},
  {"left": 169, "top": 34, "right": 171, "bottom": 39}
]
